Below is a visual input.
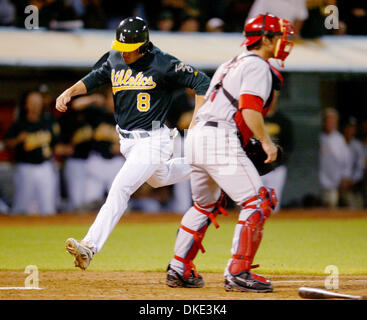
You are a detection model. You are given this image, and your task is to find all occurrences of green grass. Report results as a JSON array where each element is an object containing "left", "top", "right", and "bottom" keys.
[{"left": 1, "top": 218, "right": 367, "bottom": 275}]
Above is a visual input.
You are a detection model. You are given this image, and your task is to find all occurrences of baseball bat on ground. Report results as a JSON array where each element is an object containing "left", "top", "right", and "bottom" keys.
[{"left": 298, "top": 286, "right": 366, "bottom": 300}]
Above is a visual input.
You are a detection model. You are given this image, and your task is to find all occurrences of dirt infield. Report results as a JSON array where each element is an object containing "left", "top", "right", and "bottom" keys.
[
  {"left": 1, "top": 209, "right": 367, "bottom": 300},
  {"left": 1, "top": 270, "right": 367, "bottom": 300}
]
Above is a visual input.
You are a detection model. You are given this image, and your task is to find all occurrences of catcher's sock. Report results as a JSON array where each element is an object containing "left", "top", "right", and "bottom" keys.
[{"left": 169, "top": 259, "right": 185, "bottom": 276}]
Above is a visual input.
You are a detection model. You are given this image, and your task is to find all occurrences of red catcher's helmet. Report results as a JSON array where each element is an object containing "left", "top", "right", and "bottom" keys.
[
  {"left": 242, "top": 13, "right": 293, "bottom": 47},
  {"left": 242, "top": 13, "right": 295, "bottom": 64}
]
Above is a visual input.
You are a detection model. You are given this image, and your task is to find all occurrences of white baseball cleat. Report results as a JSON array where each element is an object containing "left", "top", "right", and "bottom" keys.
[{"left": 65, "top": 238, "right": 93, "bottom": 270}]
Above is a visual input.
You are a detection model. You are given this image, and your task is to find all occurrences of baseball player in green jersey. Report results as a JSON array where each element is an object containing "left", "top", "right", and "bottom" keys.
[
  {"left": 5, "top": 91, "right": 61, "bottom": 215},
  {"left": 55, "top": 17, "right": 210, "bottom": 272}
]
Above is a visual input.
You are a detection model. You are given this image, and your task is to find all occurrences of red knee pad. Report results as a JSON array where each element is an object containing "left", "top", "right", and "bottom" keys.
[{"left": 258, "top": 186, "right": 278, "bottom": 210}]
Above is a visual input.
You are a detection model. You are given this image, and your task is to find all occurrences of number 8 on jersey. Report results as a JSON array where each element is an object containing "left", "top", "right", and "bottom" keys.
[{"left": 137, "top": 93, "right": 150, "bottom": 112}]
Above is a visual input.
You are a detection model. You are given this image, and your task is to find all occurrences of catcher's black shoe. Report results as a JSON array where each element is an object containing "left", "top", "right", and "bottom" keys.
[
  {"left": 224, "top": 271, "right": 273, "bottom": 293},
  {"left": 166, "top": 265, "right": 204, "bottom": 288}
]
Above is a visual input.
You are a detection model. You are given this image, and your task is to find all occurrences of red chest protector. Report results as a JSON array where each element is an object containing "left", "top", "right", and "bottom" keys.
[
  {"left": 234, "top": 62, "right": 283, "bottom": 148},
  {"left": 210, "top": 54, "right": 283, "bottom": 148}
]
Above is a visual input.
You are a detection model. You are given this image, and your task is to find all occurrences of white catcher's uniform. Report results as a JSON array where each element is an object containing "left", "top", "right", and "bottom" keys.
[
  {"left": 82, "top": 125, "right": 190, "bottom": 253},
  {"left": 169, "top": 51, "right": 279, "bottom": 279}
]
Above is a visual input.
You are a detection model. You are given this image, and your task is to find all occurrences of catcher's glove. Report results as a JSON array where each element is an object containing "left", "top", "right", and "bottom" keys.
[{"left": 244, "top": 138, "right": 283, "bottom": 176}]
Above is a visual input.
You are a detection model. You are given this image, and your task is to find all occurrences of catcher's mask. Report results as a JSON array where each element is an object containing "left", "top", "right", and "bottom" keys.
[
  {"left": 112, "top": 16, "right": 153, "bottom": 54},
  {"left": 242, "top": 13, "right": 295, "bottom": 64}
]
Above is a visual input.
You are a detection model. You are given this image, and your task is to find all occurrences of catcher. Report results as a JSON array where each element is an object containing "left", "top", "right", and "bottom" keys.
[{"left": 166, "top": 13, "right": 294, "bottom": 292}]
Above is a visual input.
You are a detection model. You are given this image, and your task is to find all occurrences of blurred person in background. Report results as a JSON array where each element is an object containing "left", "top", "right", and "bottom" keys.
[
  {"left": 247, "top": 0, "right": 308, "bottom": 35},
  {"left": 129, "top": 183, "right": 163, "bottom": 213},
  {"left": 102, "top": 0, "right": 134, "bottom": 29},
  {"left": 0, "top": 115, "right": 12, "bottom": 214},
  {"left": 205, "top": 17, "right": 225, "bottom": 32},
  {"left": 60, "top": 90, "right": 125, "bottom": 211},
  {"left": 319, "top": 108, "right": 352, "bottom": 208},
  {"left": 261, "top": 92, "right": 294, "bottom": 212},
  {"left": 37, "top": 83, "right": 64, "bottom": 210},
  {"left": 155, "top": 10, "right": 175, "bottom": 31},
  {"left": 223, "top": 0, "right": 254, "bottom": 32},
  {"left": 37, "top": 0, "right": 83, "bottom": 30},
  {"left": 83, "top": 90, "right": 125, "bottom": 208},
  {"left": 57, "top": 93, "right": 98, "bottom": 211},
  {"left": 81, "top": 0, "right": 106, "bottom": 29},
  {"left": 0, "top": 0, "right": 16, "bottom": 26},
  {"left": 300, "top": 0, "right": 345, "bottom": 38},
  {"left": 69, "top": 0, "right": 85, "bottom": 17},
  {"left": 164, "top": 88, "right": 197, "bottom": 214},
  {"left": 159, "top": 0, "right": 202, "bottom": 30},
  {"left": 0, "top": 100, "right": 16, "bottom": 213},
  {"left": 195, "top": 0, "right": 227, "bottom": 31},
  {"left": 179, "top": 15, "right": 200, "bottom": 32},
  {"left": 38, "top": 84, "right": 55, "bottom": 112},
  {"left": 13, "top": 0, "right": 28, "bottom": 27},
  {"left": 358, "top": 119, "right": 367, "bottom": 208},
  {"left": 4, "top": 90, "right": 61, "bottom": 215},
  {"left": 339, "top": 117, "right": 365, "bottom": 208},
  {"left": 0, "top": 196, "right": 9, "bottom": 214},
  {"left": 339, "top": 0, "right": 367, "bottom": 35}
]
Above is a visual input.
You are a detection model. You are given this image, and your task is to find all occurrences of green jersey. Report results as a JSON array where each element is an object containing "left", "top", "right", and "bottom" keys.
[
  {"left": 81, "top": 46, "right": 210, "bottom": 131},
  {"left": 5, "top": 114, "right": 60, "bottom": 164}
]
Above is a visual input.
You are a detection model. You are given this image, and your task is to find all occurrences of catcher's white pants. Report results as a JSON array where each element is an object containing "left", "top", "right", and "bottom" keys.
[
  {"left": 82, "top": 125, "right": 191, "bottom": 253},
  {"left": 169, "top": 123, "right": 264, "bottom": 276}
]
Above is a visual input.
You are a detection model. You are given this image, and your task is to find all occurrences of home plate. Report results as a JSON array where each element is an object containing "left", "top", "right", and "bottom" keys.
[{"left": 0, "top": 287, "right": 43, "bottom": 290}]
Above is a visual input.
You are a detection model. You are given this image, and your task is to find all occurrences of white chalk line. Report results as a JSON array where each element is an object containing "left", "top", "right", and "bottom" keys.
[
  {"left": 273, "top": 279, "right": 367, "bottom": 284},
  {"left": 0, "top": 287, "right": 43, "bottom": 290},
  {"left": 0, "top": 280, "right": 366, "bottom": 291}
]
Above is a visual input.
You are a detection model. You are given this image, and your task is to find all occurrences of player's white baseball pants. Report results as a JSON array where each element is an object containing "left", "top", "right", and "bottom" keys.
[{"left": 82, "top": 125, "right": 191, "bottom": 253}]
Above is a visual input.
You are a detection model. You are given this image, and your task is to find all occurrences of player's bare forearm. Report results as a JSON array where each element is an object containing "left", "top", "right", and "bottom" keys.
[
  {"left": 242, "top": 109, "right": 270, "bottom": 143},
  {"left": 55, "top": 80, "right": 87, "bottom": 113},
  {"left": 189, "top": 95, "right": 206, "bottom": 129},
  {"left": 242, "top": 109, "right": 277, "bottom": 163}
]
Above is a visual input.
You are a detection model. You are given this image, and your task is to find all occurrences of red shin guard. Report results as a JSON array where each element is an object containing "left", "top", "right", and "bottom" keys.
[
  {"left": 229, "top": 187, "right": 277, "bottom": 276},
  {"left": 175, "top": 195, "right": 229, "bottom": 279},
  {"left": 175, "top": 222, "right": 209, "bottom": 279},
  {"left": 229, "top": 210, "right": 263, "bottom": 274}
]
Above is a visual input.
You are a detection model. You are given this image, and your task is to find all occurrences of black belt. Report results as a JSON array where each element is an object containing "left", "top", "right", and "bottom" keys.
[
  {"left": 204, "top": 121, "right": 218, "bottom": 128},
  {"left": 118, "top": 129, "right": 150, "bottom": 139}
]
